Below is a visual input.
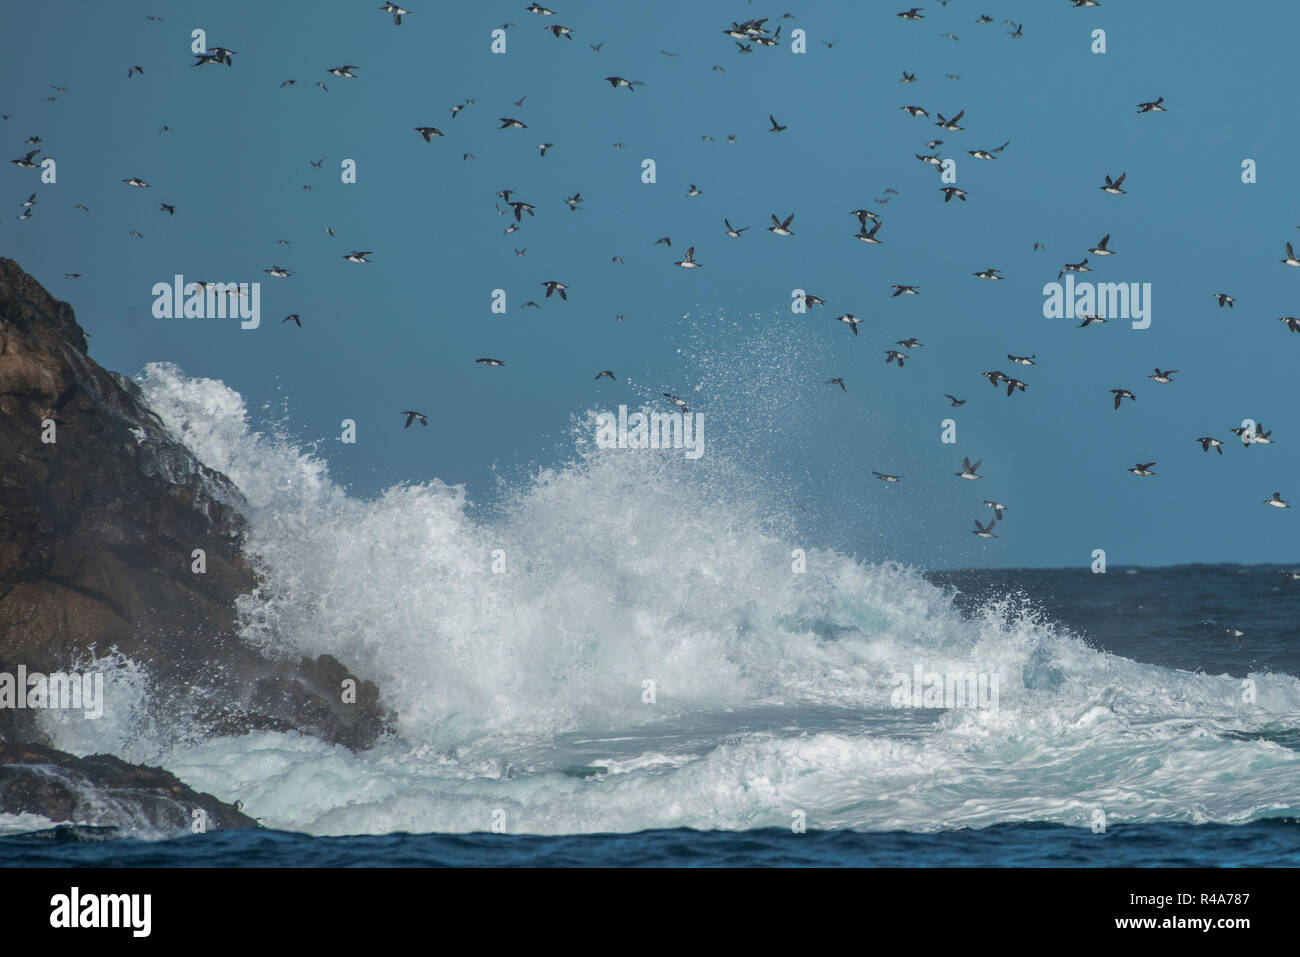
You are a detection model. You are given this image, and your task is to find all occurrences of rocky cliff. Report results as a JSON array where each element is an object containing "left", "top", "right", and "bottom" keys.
[{"left": 0, "top": 258, "right": 388, "bottom": 826}]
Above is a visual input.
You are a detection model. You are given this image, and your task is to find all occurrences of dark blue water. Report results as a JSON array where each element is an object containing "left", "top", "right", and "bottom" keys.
[{"left": 4, "top": 820, "right": 1298, "bottom": 867}]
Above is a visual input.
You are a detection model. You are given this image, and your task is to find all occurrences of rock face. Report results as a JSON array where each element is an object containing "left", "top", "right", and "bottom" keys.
[
  {"left": 0, "top": 258, "right": 388, "bottom": 754},
  {"left": 0, "top": 742, "right": 257, "bottom": 830}
]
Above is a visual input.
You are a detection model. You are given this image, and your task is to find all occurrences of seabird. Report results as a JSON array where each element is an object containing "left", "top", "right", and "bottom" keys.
[
  {"left": 1214, "top": 293, "right": 1235, "bottom": 308},
  {"left": 1004, "top": 377, "right": 1028, "bottom": 396},
  {"left": 1089, "top": 234, "right": 1114, "bottom": 256},
  {"left": 508, "top": 201, "right": 535, "bottom": 221},
  {"left": 476, "top": 358, "right": 506, "bottom": 367},
  {"left": 1263, "top": 492, "right": 1290, "bottom": 509},
  {"left": 984, "top": 501, "right": 1007, "bottom": 520},
  {"left": 768, "top": 213, "right": 795, "bottom": 236},
  {"left": 940, "top": 186, "right": 967, "bottom": 202},
  {"left": 954, "top": 458, "right": 982, "bottom": 480},
  {"left": 1279, "top": 316, "right": 1300, "bottom": 333},
  {"left": 541, "top": 280, "right": 568, "bottom": 299},
  {"left": 605, "top": 76, "right": 643, "bottom": 91},
  {"left": 1148, "top": 368, "right": 1177, "bottom": 383},
  {"left": 128, "top": 65, "right": 144, "bottom": 77},
  {"left": 897, "top": 9, "right": 925, "bottom": 20},
  {"left": 934, "top": 110, "right": 965, "bottom": 131},
  {"left": 686, "top": 184, "right": 701, "bottom": 197},
  {"left": 499, "top": 117, "right": 528, "bottom": 129},
  {"left": 159, "top": 203, "right": 174, "bottom": 215},
  {"left": 724, "top": 219, "right": 749, "bottom": 237},
  {"left": 123, "top": 177, "right": 150, "bottom": 188},
  {"left": 538, "top": 143, "right": 554, "bottom": 157},
  {"left": 872, "top": 471, "right": 901, "bottom": 483},
  {"left": 1059, "top": 258, "right": 1091, "bottom": 279},
  {"left": 901, "top": 105, "right": 929, "bottom": 118},
  {"left": 595, "top": 370, "right": 616, "bottom": 381},
  {"left": 1196, "top": 437, "right": 1223, "bottom": 454},
  {"left": 1100, "top": 172, "right": 1127, "bottom": 195},
  {"left": 381, "top": 3, "right": 410, "bottom": 26},
  {"left": 973, "top": 268, "right": 1003, "bottom": 280},
  {"left": 981, "top": 371, "right": 1006, "bottom": 387},
  {"left": 264, "top": 266, "right": 292, "bottom": 277},
  {"left": 526, "top": 3, "right": 555, "bottom": 13},
  {"left": 283, "top": 314, "right": 302, "bottom": 326},
  {"left": 663, "top": 393, "right": 690, "bottom": 412},
  {"left": 415, "top": 127, "right": 444, "bottom": 141},
  {"left": 833, "top": 314, "right": 862, "bottom": 335},
  {"left": 674, "top": 246, "right": 701, "bottom": 268},
  {"left": 545, "top": 24, "right": 574, "bottom": 39},
  {"left": 326, "top": 65, "right": 359, "bottom": 78},
  {"left": 1137, "top": 96, "right": 1166, "bottom": 113},
  {"left": 1282, "top": 242, "right": 1300, "bottom": 267},
  {"left": 11, "top": 149, "right": 40, "bottom": 167},
  {"left": 884, "top": 350, "right": 908, "bottom": 367},
  {"left": 855, "top": 221, "right": 884, "bottom": 244},
  {"left": 945, "top": 394, "right": 966, "bottom": 406},
  {"left": 1128, "top": 463, "right": 1156, "bottom": 476},
  {"left": 769, "top": 115, "right": 787, "bottom": 133},
  {"left": 827, "top": 377, "right": 847, "bottom": 391},
  {"left": 892, "top": 284, "right": 920, "bottom": 296},
  {"left": 972, "top": 518, "right": 997, "bottom": 539},
  {"left": 343, "top": 251, "right": 372, "bottom": 263},
  {"left": 564, "top": 191, "right": 582, "bottom": 209},
  {"left": 1110, "top": 389, "right": 1136, "bottom": 409},
  {"left": 799, "top": 293, "right": 826, "bottom": 309},
  {"left": 1077, "top": 314, "right": 1107, "bottom": 327}
]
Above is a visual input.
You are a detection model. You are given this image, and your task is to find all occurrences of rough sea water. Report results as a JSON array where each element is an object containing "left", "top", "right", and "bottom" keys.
[{"left": 3, "top": 364, "right": 1298, "bottom": 867}]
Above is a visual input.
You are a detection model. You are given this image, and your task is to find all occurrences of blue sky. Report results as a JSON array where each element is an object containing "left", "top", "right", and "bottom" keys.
[{"left": 3, "top": 0, "right": 1298, "bottom": 569}]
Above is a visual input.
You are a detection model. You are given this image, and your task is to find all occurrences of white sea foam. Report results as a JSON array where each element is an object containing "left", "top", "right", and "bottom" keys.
[{"left": 16, "top": 362, "right": 1300, "bottom": 837}]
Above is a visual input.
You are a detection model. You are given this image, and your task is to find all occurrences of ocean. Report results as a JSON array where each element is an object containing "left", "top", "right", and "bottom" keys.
[{"left": 2, "top": 365, "right": 1298, "bottom": 867}]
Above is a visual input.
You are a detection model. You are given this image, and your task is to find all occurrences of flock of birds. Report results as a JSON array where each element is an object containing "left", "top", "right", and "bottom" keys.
[{"left": 3, "top": 2, "right": 1296, "bottom": 590}]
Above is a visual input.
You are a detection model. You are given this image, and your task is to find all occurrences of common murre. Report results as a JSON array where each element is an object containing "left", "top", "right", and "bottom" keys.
[
  {"left": 833, "top": 314, "right": 862, "bottom": 335},
  {"left": 674, "top": 246, "right": 701, "bottom": 268},
  {"left": 767, "top": 212, "right": 795, "bottom": 236},
  {"left": 1110, "top": 388, "right": 1136, "bottom": 409}
]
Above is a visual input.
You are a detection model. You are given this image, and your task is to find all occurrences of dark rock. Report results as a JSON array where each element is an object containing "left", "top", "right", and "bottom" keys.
[
  {"left": 0, "top": 742, "right": 257, "bottom": 830},
  {"left": 0, "top": 257, "right": 390, "bottom": 750}
]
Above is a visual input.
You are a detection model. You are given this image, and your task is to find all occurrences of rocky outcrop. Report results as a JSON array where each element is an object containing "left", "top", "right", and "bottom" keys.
[
  {"left": 0, "top": 742, "right": 257, "bottom": 830},
  {"left": 0, "top": 258, "right": 389, "bottom": 752}
]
